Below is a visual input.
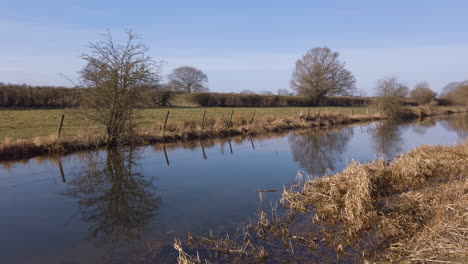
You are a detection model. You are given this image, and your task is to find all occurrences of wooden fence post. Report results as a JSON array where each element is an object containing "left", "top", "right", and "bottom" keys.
[
  {"left": 201, "top": 110, "right": 207, "bottom": 129},
  {"left": 351, "top": 107, "right": 354, "bottom": 116},
  {"left": 163, "top": 111, "right": 170, "bottom": 131},
  {"left": 367, "top": 107, "right": 369, "bottom": 116},
  {"left": 250, "top": 111, "right": 255, "bottom": 124},
  {"left": 229, "top": 110, "right": 234, "bottom": 127},
  {"left": 306, "top": 108, "right": 311, "bottom": 119},
  {"left": 57, "top": 114, "right": 65, "bottom": 137}
]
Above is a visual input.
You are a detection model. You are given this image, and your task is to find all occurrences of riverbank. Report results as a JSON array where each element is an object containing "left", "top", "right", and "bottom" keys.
[
  {"left": 175, "top": 139, "right": 468, "bottom": 263},
  {"left": 0, "top": 112, "right": 381, "bottom": 161},
  {"left": 0, "top": 106, "right": 464, "bottom": 161},
  {"left": 0, "top": 106, "right": 374, "bottom": 139}
]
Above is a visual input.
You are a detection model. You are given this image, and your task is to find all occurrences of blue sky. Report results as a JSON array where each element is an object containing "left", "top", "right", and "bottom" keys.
[{"left": 2, "top": 0, "right": 468, "bottom": 94}]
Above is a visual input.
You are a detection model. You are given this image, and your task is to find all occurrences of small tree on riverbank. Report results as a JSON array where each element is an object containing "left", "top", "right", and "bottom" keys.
[
  {"left": 80, "top": 31, "right": 160, "bottom": 146},
  {"left": 374, "top": 76, "right": 409, "bottom": 118},
  {"left": 290, "top": 47, "right": 356, "bottom": 105}
]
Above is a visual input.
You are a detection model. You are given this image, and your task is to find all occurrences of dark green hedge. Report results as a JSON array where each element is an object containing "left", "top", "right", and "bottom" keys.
[
  {"left": 0, "top": 84, "right": 373, "bottom": 108},
  {"left": 189, "top": 93, "right": 372, "bottom": 107}
]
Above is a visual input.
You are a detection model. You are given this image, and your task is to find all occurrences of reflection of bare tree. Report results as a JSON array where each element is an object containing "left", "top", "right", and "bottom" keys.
[
  {"left": 439, "top": 114, "right": 468, "bottom": 139},
  {"left": 412, "top": 118, "right": 436, "bottom": 135},
  {"left": 370, "top": 121, "right": 404, "bottom": 158},
  {"left": 62, "top": 148, "right": 160, "bottom": 245},
  {"left": 289, "top": 128, "right": 353, "bottom": 176}
]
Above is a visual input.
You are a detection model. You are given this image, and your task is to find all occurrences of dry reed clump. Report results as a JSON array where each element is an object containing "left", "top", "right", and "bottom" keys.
[
  {"left": 183, "top": 119, "right": 199, "bottom": 129},
  {"left": 281, "top": 141, "right": 468, "bottom": 262}
]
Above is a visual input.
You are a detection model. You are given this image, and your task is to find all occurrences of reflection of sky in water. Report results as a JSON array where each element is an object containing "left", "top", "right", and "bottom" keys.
[{"left": 0, "top": 115, "right": 466, "bottom": 263}]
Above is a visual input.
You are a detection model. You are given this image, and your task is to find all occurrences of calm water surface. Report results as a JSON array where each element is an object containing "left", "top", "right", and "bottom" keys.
[{"left": 1, "top": 115, "right": 467, "bottom": 263}]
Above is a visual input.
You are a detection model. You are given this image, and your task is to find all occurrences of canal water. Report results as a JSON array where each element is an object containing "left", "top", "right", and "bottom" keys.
[{"left": 1, "top": 115, "right": 466, "bottom": 263}]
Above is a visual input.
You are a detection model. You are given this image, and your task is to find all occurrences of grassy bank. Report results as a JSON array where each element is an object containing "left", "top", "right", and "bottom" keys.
[
  {"left": 174, "top": 140, "right": 468, "bottom": 263},
  {"left": 0, "top": 112, "right": 381, "bottom": 161},
  {"left": 0, "top": 107, "right": 374, "bottom": 139},
  {"left": 0, "top": 106, "right": 464, "bottom": 161}
]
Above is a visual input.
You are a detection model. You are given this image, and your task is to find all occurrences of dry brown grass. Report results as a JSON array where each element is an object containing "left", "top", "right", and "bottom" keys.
[
  {"left": 173, "top": 141, "right": 468, "bottom": 263},
  {"left": 280, "top": 141, "right": 468, "bottom": 263},
  {"left": 0, "top": 113, "right": 382, "bottom": 161}
]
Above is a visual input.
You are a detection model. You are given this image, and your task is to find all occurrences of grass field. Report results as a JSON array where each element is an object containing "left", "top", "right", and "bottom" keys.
[{"left": 0, "top": 107, "right": 374, "bottom": 139}]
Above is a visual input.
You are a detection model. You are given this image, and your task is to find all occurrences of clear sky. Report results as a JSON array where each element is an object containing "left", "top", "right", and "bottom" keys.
[{"left": 2, "top": 0, "right": 468, "bottom": 94}]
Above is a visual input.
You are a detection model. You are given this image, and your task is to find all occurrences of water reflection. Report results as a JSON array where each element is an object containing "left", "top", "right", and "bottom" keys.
[
  {"left": 289, "top": 127, "right": 353, "bottom": 176},
  {"left": 412, "top": 118, "right": 436, "bottom": 135},
  {"left": 440, "top": 113, "right": 468, "bottom": 139},
  {"left": 62, "top": 148, "right": 160, "bottom": 245},
  {"left": 370, "top": 121, "right": 405, "bottom": 158}
]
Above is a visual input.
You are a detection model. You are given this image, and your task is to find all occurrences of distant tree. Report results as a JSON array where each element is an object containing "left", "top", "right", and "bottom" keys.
[
  {"left": 356, "top": 88, "right": 368, "bottom": 97},
  {"left": 441, "top": 80, "right": 468, "bottom": 105},
  {"left": 259, "top": 90, "right": 274, "bottom": 95},
  {"left": 277, "top": 88, "right": 293, "bottom": 96},
  {"left": 373, "top": 76, "right": 409, "bottom": 118},
  {"left": 290, "top": 47, "right": 356, "bottom": 105},
  {"left": 409, "top": 82, "right": 437, "bottom": 105},
  {"left": 80, "top": 30, "right": 160, "bottom": 146},
  {"left": 240, "top": 89, "right": 256, "bottom": 94},
  {"left": 448, "top": 84, "right": 468, "bottom": 105},
  {"left": 167, "top": 66, "right": 208, "bottom": 93}
]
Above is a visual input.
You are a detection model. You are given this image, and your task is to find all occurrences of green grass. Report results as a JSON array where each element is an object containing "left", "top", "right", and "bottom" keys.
[{"left": 0, "top": 107, "right": 374, "bottom": 139}]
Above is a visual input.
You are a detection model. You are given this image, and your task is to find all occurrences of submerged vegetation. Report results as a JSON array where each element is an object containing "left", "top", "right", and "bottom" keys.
[{"left": 174, "top": 140, "right": 468, "bottom": 263}]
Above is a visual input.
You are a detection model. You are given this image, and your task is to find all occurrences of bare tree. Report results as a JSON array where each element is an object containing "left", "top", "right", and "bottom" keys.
[
  {"left": 167, "top": 66, "right": 208, "bottom": 93},
  {"left": 240, "top": 89, "right": 256, "bottom": 94},
  {"left": 259, "top": 90, "right": 274, "bottom": 95},
  {"left": 409, "top": 82, "right": 437, "bottom": 105},
  {"left": 80, "top": 31, "right": 160, "bottom": 146},
  {"left": 441, "top": 80, "right": 468, "bottom": 106},
  {"left": 373, "top": 76, "right": 409, "bottom": 118},
  {"left": 290, "top": 47, "right": 356, "bottom": 105},
  {"left": 277, "top": 88, "right": 293, "bottom": 96}
]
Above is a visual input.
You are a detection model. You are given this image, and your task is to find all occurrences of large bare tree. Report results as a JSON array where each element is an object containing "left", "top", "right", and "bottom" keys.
[
  {"left": 167, "top": 66, "right": 208, "bottom": 93},
  {"left": 80, "top": 31, "right": 160, "bottom": 146},
  {"left": 290, "top": 47, "right": 356, "bottom": 105}
]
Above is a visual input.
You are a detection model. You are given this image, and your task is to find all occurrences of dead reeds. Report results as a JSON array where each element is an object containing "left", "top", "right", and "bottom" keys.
[{"left": 174, "top": 140, "right": 468, "bottom": 263}]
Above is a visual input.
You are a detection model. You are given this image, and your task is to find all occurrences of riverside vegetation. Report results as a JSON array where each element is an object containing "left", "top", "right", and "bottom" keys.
[
  {"left": 173, "top": 139, "right": 468, "bottom": 263},
  {"left": 0, "top": 105, "right": 464, "bottom": 161}
]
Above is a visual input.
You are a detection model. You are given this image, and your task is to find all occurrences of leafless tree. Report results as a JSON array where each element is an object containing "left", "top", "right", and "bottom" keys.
[
  {"left": 277, "top": 88, "right": 293, "bottom": 96},
  {"left": 373, "top": 76, "right": 409, "bottom": 118},
  {"left": 167, "top": 66, "right": 208, "bottom": 93},
  {"left": 441, "top": 80, "right": 468, "bottom": 105},
  {"left": 259, "top": 90, "right": 274, "bottom": 95},
  {"left": 290, "top": 47, "right": 356, "bottom": 105},
  {"left": 240, "top": 89, "right": 256, "bottom": 94},
  {"left": 409, "top": 81, "right": 437, "bottom": 105},
  {"left": 80, "top": 30, "right": 160, "bottom": 146}
]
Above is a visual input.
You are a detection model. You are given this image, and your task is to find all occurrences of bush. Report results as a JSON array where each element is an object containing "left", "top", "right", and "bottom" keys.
[
  {"left": 149, "top": 90, "right": 177, "bottom": 107},
  {"left": 409, "top": 87, "right": 437, "bottom": 105}
]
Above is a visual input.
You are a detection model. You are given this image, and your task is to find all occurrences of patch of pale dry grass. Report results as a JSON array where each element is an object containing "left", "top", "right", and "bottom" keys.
[{"left": 280, "top": 141, "right": 468, "bottom": 262}]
